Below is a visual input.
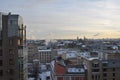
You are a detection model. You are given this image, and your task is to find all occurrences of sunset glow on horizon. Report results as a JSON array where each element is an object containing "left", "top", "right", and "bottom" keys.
[{"left": 1, "top": 0, "right": 120, "bottom": 39}]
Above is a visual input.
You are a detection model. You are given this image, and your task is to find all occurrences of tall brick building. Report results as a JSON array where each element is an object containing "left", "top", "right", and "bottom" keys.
[{"left": 0, "top": 12, "right": 28, "bottom": 80}]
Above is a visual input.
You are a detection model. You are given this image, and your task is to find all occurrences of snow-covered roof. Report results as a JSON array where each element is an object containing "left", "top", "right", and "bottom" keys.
[
  {"left": 28, "top": 77, "right": 35, "bottom": 80},
  {"left": 41, "top": 64, "right": 47, "bottom": 70},
  {"left": 33, "top": 59, "right": 39, "bottom": 62},
  {"left": 78, "top": 52, "right": 90, "bottom": 57},
  {"left": 57, "top": 49, "right": 68, "bottom": 55},
  {"left": 67, "top": 68, "right": 85, "bottom": 73},
  {"left": 38, "top": 71, "right": 50, "bottom": 80},
  {"left": 38, "top": 49, "right": 51, "bottom": 52},
  {"left": 66, "top": 53, "right": 76, "bottom": 58},
  {"left": 88, "top": 57, "right": 99, "bottom": 61}
]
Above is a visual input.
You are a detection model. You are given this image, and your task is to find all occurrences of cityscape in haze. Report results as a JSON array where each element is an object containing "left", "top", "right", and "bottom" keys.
[
  {"left": 1, "top": 0, "right": 120, "bottom": 39},
  {"left": 1, "top": 0, "right": 120, "bottom": 80}
]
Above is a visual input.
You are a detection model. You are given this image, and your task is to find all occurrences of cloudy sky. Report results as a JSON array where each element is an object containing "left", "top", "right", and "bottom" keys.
[{"left": 1, "top": 0, "right": 120, "bottom": 39}]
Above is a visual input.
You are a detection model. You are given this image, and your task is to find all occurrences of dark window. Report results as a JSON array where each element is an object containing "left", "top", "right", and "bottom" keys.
[
  {"left": 113, "top": 68, "right": 115, "bottom": 71},
  {"left": 9, "top": 69, "right": 14, "bottom": 75},
  {"left": 103, "top": 73, "right": 107, "bottom": 77},
  {"left": 0, "top": 70, "right": 3, "bottom": 76},
  {"left": 0, "top": 49, "right": 2, "bottom": 56},
  {"left": 113, "top": 78, "right": 115, "bottom": 80},
  {"left": 9, "top": 49, "right": 14, "bottom": 54},
  {"left": 9, "top": 59, "right": 14, "bottom": 65},
  {"left": 0, "top": 40, "right": 2, "bottom": 46},
  {"left": 103, "top": 68, "right": 107, "bottom": 71},
  {"left": 92, "top": 63, "right": 99, "bottom": 67},
  {"left": 92, "top": 75, "right": 94, "bottom": 79},
  {"left": 102, "top": 63, "right": 108, "bottom": 67},
  {"left": 113, "top": 73, "right": 115, "bottom": 77},
  {"left": 0, "top": 60, "right": 2, "bottom": 66},
  {"left": 92, "top": 69, "right": 99, "bottom": 72},
  {"left": 112, "top": 62, "right": 115, "bottom": 64},
  {"left": 9, "top": 78, "right": 13, "bottom": 80}
]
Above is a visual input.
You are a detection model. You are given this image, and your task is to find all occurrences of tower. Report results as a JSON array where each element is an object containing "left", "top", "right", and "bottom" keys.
[{"left": 0, "top": 12, "right": 28, "bottom": 80}]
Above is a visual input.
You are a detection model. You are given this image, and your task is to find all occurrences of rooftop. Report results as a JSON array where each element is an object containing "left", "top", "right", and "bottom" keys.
[
  {"left": 38, "top": 49, "right": 51, "bottom": 52},
  {"left": 67, "top": 68, "right": 85, "bottom": 74}
]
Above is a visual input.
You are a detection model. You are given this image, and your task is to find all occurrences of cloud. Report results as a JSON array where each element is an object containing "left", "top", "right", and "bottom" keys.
[{"left": 1, "top": 0, "right": 120, "bottom": 39}]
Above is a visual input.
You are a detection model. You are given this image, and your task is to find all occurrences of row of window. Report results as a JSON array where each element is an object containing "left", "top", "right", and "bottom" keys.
[
  {"left": 92, "top": 74, "right": 116, "bottom": 80},
  {"left": 103, "top": 73, "right": 116, "bottom": 77},
  {"left": 103, "top": 68, "right": 115, "bottom": 71},
  {"left": 92, "top": 62, "right": 117, "bottom": 68},
  {"left": 0, "top": 59, "right": 14, "bottom": 66},
  {"left": 92, "top": 68, "right": 116, "bottom": 72},
  {"left": 0, "top": 69, "right": 14, "bottom": 76},
  {"left": 103, "top": 78, "right": 116, "bottom": 80}
]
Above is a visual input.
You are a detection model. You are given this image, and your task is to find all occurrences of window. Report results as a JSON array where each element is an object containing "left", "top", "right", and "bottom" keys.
[
  {"left": 112, "top": 62, "right": 115, "bottom": 64},
  {"left": 9, "top": 59, "right": 14, "bottom": 65},
  {"left": 92, "top": 69, "right": 99, "bottom": 72},
  {"left": 0, "top": 40, "right": 2, "bottom": 46},
  {"left": 9, "top": 39, "right": 13, "bottom": 46},
  {"left": 9, "top": 20, "right": 17, "bottom": 25},
  {"left": 102, "top": 63, "right": 108, "bottom": 67},
  {"left": 9, "top": 49, "right": 14, "bottom": 55},
  {"left": 0, "top": 70, "right": 3, "bottom": 76},
  {"left": 0, "top": 60, "right": 2, "bottom": 66},
  {"left": 92, "top": 75, "right": 94, "bottom": 79},
  {"left": 9, "top": 78, "right": 13, "bottom": 80},
  {"left": 113, "top": 68, "right": 115, "bottom": 71},
  {"left": 103, "top": 68, "right": 107, "bottom": 71},
  {"left": 0, "top": 49, "right": 2, "bottom": 56},
  {"left": 92, "top": 63, "right": 99, "bottom": 67},
  {"left": 113, "top": 73, "right": 115, "bottom": 77},
  {"left": 9, "top": 69, "right": 14, "bottom": 75},
  {"left": 103, "top": 73, "right": 107, "bottom": 77}
]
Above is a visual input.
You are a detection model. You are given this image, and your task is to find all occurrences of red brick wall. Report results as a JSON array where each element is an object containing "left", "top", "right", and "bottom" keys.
[{"left": 54, "top": 61, "right": 66, "bottom": 75}]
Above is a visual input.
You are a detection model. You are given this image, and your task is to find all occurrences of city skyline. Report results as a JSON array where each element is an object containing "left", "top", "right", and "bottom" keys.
[{"left": 1, "top": 0, "right": 120, "bottom": 39}]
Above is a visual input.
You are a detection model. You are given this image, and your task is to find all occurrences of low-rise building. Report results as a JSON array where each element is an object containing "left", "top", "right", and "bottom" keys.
[{"left": 50, "top": 57, "right": 86, "bottom": 80}]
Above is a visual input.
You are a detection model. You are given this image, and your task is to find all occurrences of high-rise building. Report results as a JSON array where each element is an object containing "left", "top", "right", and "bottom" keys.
[{"left": 0, "top": 12, "right": 28, "bottom": 80}]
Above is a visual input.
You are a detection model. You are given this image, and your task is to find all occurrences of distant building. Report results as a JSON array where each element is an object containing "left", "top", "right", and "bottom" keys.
[
  {"left": 38, "top": 49, "right": 57, "bottom": 63},
  {"left": 27, "top": 44, "right": 38, "bottom": 63},
  {"left": 0, "top": 12, "right": 28, "bottom": 80}
]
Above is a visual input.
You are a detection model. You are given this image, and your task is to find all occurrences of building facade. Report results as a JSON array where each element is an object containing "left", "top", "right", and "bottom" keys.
[
  {"left": 82, "top": 53, "right": 120, "bottom": 80},
  {"left": 0, "top": 12, "right": 27, "bottom": 80},
  {"left": 50, "top": 57, "right": 86, "bottom": 80},
  {"left": 27, "top": 44, "right": 38, "bottom": 63},
  {"left": 38, "top": 49, "right": 57, "bottom": 63}
]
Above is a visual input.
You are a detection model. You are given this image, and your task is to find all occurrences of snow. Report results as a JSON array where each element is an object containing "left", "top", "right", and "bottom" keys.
[
  {"left": 38, "top": 71, "right": 50, "bottom": 80},
  {"left": 88, "top": 57, "right": 99, "bottom": 60},
  {"left": 28, "top": 77, "right": 35, "bottom": 80},
  {"left": 66, "top": 53, "right": 76, "bottom": 58},
  {"left": 67, "top": 68, "right": 85, "bottom": 73},
  {"left": 38, "top": 49, "right": 51, "bottom": 52}
]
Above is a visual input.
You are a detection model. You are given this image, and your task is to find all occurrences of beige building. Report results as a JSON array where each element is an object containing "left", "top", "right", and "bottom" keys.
[
  {"left": 27, "top": 44, "right": 38, "bottom": 63},
  {"left": 38, "top": 49, "right": 57, "bottom": 63},
  {"left": 0, "top": 12, "right": 28, "bottom": 80},
  {"left": 82, "top": 53, "right": 120, "bottom": 80}
]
